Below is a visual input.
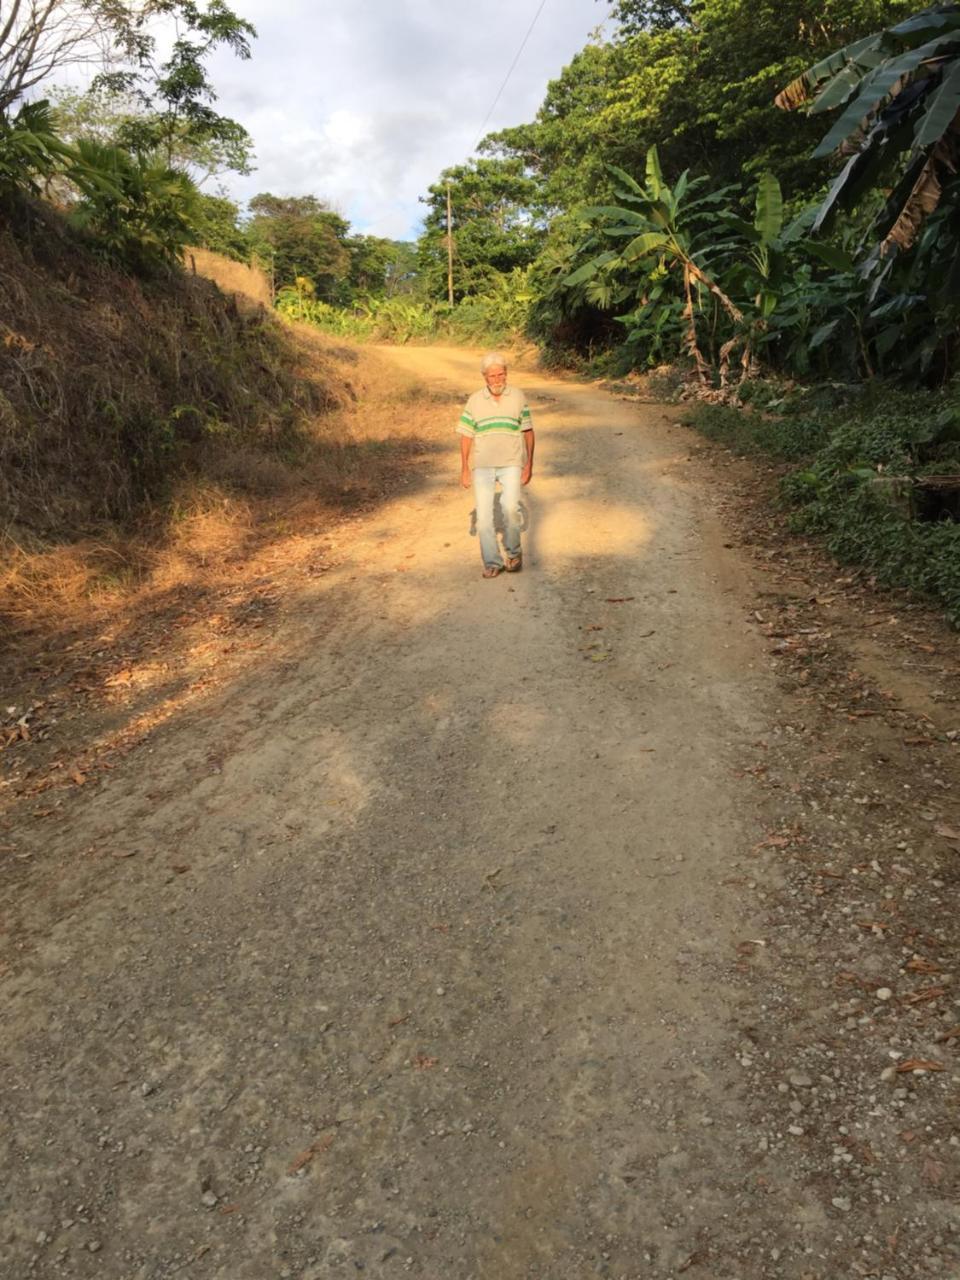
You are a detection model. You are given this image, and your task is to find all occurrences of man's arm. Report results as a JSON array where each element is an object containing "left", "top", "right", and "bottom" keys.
[
  {"left": 460, "top": 434, "right": 472, "bottom": 488},
  {"left": 521, "top": 428, "right": 535, "bottom": 485}
]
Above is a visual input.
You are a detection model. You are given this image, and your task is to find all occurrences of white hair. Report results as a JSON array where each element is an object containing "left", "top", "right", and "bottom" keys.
[{"left": 480, "top": 351, "right": 508, "bottom": 374}]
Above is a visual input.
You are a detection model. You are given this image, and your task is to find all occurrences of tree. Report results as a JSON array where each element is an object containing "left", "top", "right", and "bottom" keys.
[
  {"left": 776, "top": 3, "right": 960, "bottom": 375},
  {"left": 192, "top": 191, "right": 249, "bottom": 259},
  {"left": 610, "top": 1, "right": 695, "bottom": 33},
  {"left": 487, "top": 1, "right": 920, "bottom": 209},
  {"left": 52, "top": 84, "right": 253, "bottom": 186},
  {"left": 345, "top": 235, "right": 419, "bottom": 300},
  {"left": 1, "top": 1, "right": 115, "bottom": 113},
  {"left": 247, "top": 194, "right": 351, "bottom": 298},
  {"left": 1, "top": 1, "right": 255, "bottom": 175},
  {"left": 571, "top": 147, "right": 744, "bottom": 379},
  {"left": 417, "top": 157, "right": 546, "bottom": 301}
]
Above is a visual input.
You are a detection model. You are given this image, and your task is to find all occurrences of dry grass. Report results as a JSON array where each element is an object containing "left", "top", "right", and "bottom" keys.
[
  {"left": 0, "top": 199, "right": 329, "bottom": 536},
  {"left": 0, "top": 333, "right": 458, "bottom": 821},
  {"left": 0, "top": 328, "right": 455, "bottom": 643},
  {"left": 183, "top": 246, "right": 273, "bottom": 308},
  {"left": 0, "top": 198, "right": 461, "bottom": 794}
]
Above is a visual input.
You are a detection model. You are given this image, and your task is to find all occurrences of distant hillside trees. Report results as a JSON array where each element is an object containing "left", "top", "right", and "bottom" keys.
[
  {"left": 417, "top": 157, "right": 547, "bottom": 301},
  {"left": 243, "top": 193, "right": 418, "bottom": 303}
]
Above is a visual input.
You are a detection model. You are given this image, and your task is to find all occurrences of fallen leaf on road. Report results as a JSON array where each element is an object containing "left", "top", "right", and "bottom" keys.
[
  {"left": 111, "top": 850, "right": 137, "bottom": 859},
  {"left": 414, "top": 1055, "right": 438, "bottom": 1071},
  {"left": 605, "top": 597, "right": 635, "bottom": 604},
  {"left": 170, "top": 864, "right": 191, "bottom": 874},
  {"left": 388, "top": 1013, "right": 410, "bottom": 1028},
  {"left": 219, "top": 1204, "right": 241, "bottom": 1215},
  {"left": 905, "top": 987, "right": 947, "bottom": 1005},
  {"left": 904, "top": 736, "right": 935, "bottom": 747},
  {"left": 752, "top": 833, "right": 792, "bottom": 852},
  {"left": 678, "top": 1250, "right": 707, "bottom": 1274},
  {"left": 906, "top": 957, "right": 942, "bottom": 974},
  {"left": 895, "top": 1058, "right": 944, "bottom": 1073},
  {"left": 70, "top": 769, "right": 86, "bottom": 786},
  {"left": 934, "top": 824, "right": 960, "bottom": 842},
  {"left": 287, "top": 1134, "right": 334, "bottom": 1175}
]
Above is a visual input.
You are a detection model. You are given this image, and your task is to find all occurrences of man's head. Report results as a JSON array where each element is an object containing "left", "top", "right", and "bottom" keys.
[{"left": 480, "top": 351, "right": 507, "bottom": 393}]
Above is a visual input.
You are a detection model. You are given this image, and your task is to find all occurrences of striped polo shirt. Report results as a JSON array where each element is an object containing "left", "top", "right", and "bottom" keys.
[{"left": 456, "top": 384, "right": 533, "bottom": 469}]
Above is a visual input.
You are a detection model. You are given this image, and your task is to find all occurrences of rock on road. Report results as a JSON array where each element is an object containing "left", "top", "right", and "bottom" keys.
[{"left": 3, "top": 347, "right": 838, "bottom": 1278}]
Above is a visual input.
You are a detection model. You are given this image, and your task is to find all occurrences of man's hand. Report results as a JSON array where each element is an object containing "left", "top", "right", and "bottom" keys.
[
  {"left": 521, "top": 465, "right": 533, "bottom": 486},
  {"left": 460, "top": 467, "right": 472, "bottom": 489}
]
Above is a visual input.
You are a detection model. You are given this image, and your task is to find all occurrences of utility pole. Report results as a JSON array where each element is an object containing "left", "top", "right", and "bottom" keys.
[{"left": 446, "top": 179, "right": 454, "bottom": 306}]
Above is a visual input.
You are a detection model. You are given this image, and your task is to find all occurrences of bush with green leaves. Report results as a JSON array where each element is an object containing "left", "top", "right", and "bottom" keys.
[
  {"left": 277, "top": 267, "right": 535, "bottom": 348},
  {"left": 0, "top": 100, "right": 73, "bottom": 198},
  {"left": 687, "top": 384, "right": 960, "bottom": 625},
  {"left": 68, "top": 141, "right": 200, "bottom": 273}
]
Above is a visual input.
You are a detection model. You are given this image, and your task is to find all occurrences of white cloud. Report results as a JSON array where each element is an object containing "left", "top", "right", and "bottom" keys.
[{"left": 207, "top": 0, "right": 612, "bottom": 239}]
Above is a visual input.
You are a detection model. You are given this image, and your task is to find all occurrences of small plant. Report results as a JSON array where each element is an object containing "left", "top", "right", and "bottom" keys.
[{"left": 69, "top": 141, "right": 200, "bottom": 273}]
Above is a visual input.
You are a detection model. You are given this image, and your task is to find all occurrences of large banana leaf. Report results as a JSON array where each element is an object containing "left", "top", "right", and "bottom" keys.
[
  {"left": 775, "top": 33, "right": 885, "bottom": 111},
  {"left": 805, "top": 242, "right": 858, "bottom": 272},
  {"left": 914, "top": 56, "right": 960, "bottom": 145},
  {"left": 621, "top": 232, "right": 671, "bottom": 262},
  {"left": 563, "top": 250, "right": 618, "bottom": 287},
  {"left": 645, "top": 147, "right": 665, "bottom": 201},
  {"left": 880, "top": 149, "right": 944, "bottom": 252},
  {"left": 889, "top": 6, "right": 960, "bottom": 41},
  {"left": 811, "top": 77, "right": 940, "bottom": 232},
  {"left": 812, "top": 31, "right": 960, "bottom": 157},
  {"left": 754, "top": 172, "right": 783, "bottom": 242},
  {"left": 605, "top": 163, "right": 645, "bottom": 198},
  {"left": 579, "top": 206, "right": 650, "bottom": 225}
]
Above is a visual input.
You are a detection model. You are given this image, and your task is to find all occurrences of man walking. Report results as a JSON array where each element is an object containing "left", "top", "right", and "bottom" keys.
[{"left": 457, "top": 352, "right": 535, "bottom": 578}]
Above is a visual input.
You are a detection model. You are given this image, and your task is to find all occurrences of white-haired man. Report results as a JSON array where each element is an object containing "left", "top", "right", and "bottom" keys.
[{"left": 456, "top": 352, "right": 535, "bottom": 578}]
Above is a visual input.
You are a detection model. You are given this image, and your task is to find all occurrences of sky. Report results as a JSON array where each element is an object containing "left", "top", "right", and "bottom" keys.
[{"left": 205, "top": 0, "right": 613, "bottom": 241}]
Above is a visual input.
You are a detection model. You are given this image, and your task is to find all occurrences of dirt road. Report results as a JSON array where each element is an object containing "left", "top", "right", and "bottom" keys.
[{"left": 3, "top": 348, "right": 959, "bottom": 1279}]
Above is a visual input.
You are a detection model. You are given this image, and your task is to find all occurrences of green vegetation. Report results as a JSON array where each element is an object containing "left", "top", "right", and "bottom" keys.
[
  {"left": 275, "top": 267, "right": 534, "bottom": 347},
  {"left": 379, "top": 0, "right": 960, "bottom": 624},
  {"left": 3, "top": 0, "right": 960, "bottom": 622},
  {"left": 689, "top": 390, "right": 960, "bottom": 624}
]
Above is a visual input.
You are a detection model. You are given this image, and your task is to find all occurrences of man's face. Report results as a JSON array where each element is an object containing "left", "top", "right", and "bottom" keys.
[{"left": 483, "top": 366, "right": 507, "bottom": 393}]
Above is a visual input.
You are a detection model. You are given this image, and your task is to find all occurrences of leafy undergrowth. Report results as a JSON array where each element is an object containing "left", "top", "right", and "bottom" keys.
[{"left": 684, "top": 384, "right": 960, "bottom": 627}]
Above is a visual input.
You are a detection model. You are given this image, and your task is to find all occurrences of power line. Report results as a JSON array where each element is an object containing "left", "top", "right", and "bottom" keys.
[{"left": 473, "top": 0, "right": 550, "bottom": 151}]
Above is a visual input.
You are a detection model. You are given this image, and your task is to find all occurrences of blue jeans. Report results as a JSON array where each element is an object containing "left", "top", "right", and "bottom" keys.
[{"left": 473, "top": 466, "right": 522, "bottom": 569}]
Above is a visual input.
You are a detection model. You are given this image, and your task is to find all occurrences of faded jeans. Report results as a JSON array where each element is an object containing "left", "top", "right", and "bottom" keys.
[{"left": 473, "top": 465, "right": 522, "bottom": 569}]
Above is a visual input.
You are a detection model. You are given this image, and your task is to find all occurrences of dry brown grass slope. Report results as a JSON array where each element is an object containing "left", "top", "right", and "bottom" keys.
[
  {"left": 0, "top": 201, "right": 457, "bottom": 716},
  {"left": 182, "top": 245, "right": 273, "bottom": 309}
]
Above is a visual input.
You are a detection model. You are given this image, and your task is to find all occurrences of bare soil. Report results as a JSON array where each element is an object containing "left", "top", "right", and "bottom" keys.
[{"left": 2, "top": 346, "right": 959, "bottom": 1280}]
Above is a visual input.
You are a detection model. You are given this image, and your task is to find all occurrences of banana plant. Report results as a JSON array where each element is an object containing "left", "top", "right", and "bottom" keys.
[
  {"left": 776, "top": 4, "right": 960, "bottom": 256},
  {"left": 568, "top": 146, "right": 742, "bottom": 381}
]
